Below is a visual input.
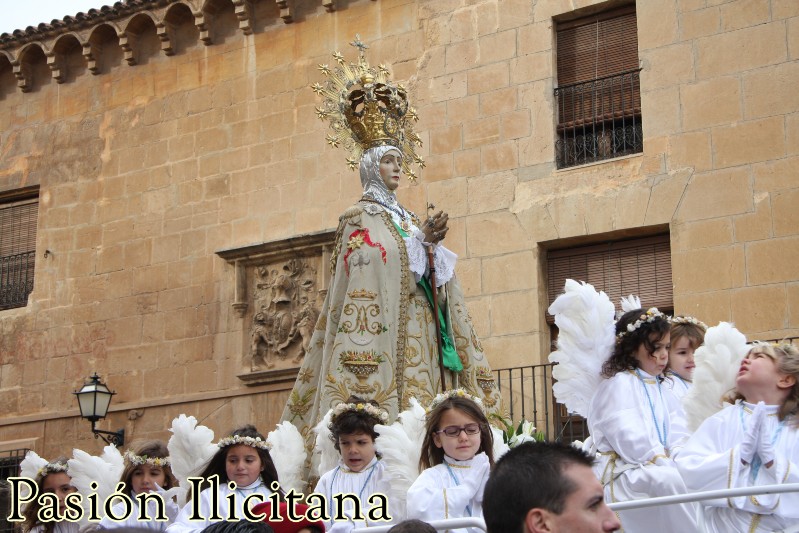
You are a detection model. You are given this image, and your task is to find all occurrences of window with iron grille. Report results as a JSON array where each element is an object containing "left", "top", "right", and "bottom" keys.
[
  {"left": 0, "top": 188, "right": 39, "bottom": 310},
  {"left": 555, "top": 5, "right": 643, "bottom": 168}
]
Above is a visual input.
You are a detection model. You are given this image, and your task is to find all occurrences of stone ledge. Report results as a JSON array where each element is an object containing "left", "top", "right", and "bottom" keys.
[{"left": 0, "top": 0, "right": 363, "bottom": 92}]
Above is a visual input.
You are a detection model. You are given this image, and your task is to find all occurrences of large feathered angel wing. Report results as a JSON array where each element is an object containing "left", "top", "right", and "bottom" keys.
[
  {"left": 19, "top": 451, "right": 49, "bottom": 501},
  {"left": 19, "top": 451, "right": 48, "bottom": 480},
  {"left": 68, "top": 445, "right": 124, "bottom": 523},
  {"left": 167, "top": 414, "right": 217, "bottom": 506},
  {"left": 682, "top": 322, "right": 749, "bottom": 431},
  {"left": 373, "top": 397, "right": 427, "bottom": 522},
  {"left": 267, "top": 421, "right": 307, "bottom": 494},
  {"left": 547, "top": 279, "right": 617, "bottom": 418},
  {"left": 313, "top": 409, "right": 339, "bottom": 478}
]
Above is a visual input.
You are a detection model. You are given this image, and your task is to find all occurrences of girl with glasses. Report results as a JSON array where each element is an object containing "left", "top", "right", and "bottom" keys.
[{"left": 406, "top": 390, "right": 494, "bottom": 532}]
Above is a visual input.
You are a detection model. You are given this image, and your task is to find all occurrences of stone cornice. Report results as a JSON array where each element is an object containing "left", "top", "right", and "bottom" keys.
[{"left": 0, "top": 0, "right": 356, "bottom": 92}]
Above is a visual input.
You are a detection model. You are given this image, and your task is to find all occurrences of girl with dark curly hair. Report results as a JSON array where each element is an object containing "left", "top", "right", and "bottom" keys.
[{"left": 588, "top": 307, "right": 696, "bottom": 533}]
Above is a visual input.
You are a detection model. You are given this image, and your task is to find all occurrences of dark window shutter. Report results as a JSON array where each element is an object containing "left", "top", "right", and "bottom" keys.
[
  {"left": 554, "top": 5, "right": 643, "bottom": 168},
  {"left": 0, "top": 190, "right": 39, "bottom": 309},
  {"left": 557, "top": 6, "right": 639, "bottom": 86},
  {"left": 546, "top": 235, "right": 673, "bottom": 324}
]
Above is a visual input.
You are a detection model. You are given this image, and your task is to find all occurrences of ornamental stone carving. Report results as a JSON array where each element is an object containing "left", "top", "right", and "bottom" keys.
[{"left": 216, "top": 230, "right": 334, "bottom": 386}]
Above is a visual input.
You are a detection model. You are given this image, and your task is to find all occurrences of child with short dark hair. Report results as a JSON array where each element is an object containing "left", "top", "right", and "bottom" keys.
[{"left": 313, "top": 398, "right": 390, "bottom": 533}]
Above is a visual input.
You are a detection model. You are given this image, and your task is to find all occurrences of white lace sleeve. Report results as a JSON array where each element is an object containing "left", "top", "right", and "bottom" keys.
[
  {"left": 404, "top": 233, "right": 458, "bottom": 286},
  {"left": 433, "top": 244, "right": 457, "bottom": 286},
  {"left": 404, "top": 233, "right": 429, "bottom": 283}
]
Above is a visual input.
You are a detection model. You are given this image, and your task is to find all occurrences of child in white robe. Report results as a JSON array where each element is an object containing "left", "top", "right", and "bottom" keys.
[
  {"left": 22, "top": 459, "right": 80, "bottom": 533},
  {"left": 313, "top": 398, "right": 392, "bottom": 532},
  {"left": 99, "top": 440, "right": 179, "bottom": 530},
  {"left": 587, "top": 307, "right": 697, "bottom": 533},
  {"left": 676, "top": 342, "right": 799, "bottom": 532},
  {"left": 407, "top": 389, "right": 493, "bottom": 533},
  {"left": 167, "top": 425, "right": 279, "bottom": 533},
  {"left": 665, "top": 316, "right": 706, "bottom": 400}
]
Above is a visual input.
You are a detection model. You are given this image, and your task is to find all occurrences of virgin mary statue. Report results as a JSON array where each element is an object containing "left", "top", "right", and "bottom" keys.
[{"left": 280, "top": 37, "right": 503, "bottom": 476}]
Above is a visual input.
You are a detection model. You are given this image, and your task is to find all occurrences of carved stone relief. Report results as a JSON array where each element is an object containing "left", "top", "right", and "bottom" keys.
[
  {"left": 215, "top": 230, "right": 334, "bottom": 386},
  {"left": 249, "top": 258, "right": 320, "bottom": 371}
]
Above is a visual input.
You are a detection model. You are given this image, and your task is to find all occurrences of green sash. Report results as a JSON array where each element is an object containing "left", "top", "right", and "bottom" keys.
[{"left": 394, "top": 222, "right": 463, "bottom": 372}]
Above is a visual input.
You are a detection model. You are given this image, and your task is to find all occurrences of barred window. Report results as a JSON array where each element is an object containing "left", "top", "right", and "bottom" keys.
[
  {"left": 0, "top": 188, "right": 38, "bottom": 310},
  {"left": 555, "top": 5, "right": 643, "bottom": 168}
]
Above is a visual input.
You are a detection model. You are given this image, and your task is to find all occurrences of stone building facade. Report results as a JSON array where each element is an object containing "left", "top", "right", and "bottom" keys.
[{"left": 1, "top": 0, "right": 797, "bottom": 458}]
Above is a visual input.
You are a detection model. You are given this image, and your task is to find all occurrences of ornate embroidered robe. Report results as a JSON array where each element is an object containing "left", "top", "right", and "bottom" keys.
[{"left": 280, "top": 202, "right": 502, "bottom": 483}]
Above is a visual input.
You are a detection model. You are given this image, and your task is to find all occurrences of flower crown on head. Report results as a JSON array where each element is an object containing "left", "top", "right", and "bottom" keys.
[
  {"left": 331, "top": 402, "right": 389, "bottom": 423},
  {"left": 38, "top": 462, "right": 68, "bottom": 477},
  {"left": 616, "top": 307, "right": 668, "bottom": 342},
  {"left": 426, "top": 388, "right": 484, "bottom": 414},
  {"left": 669, "top": 315, "right": 708, "bottom": 330},
  {"left": 124, "top": 450, "right": 171, "bottom": 467},
  {"left": 217, "top": 435, "right": 271, "bottom": 450}
]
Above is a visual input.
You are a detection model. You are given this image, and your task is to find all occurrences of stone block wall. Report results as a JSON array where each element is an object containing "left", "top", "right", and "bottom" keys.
[{"left": 0, "top": 0, "right": 797, "bottom": 455}]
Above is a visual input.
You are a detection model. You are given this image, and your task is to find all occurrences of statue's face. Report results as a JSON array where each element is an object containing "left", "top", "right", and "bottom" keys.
[{"left": 379, "top": 149, "right": 402, "bottom": 191}]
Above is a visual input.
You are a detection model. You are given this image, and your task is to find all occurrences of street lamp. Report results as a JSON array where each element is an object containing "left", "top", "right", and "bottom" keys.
[{"left": 73, "top": 373, "right": 125, "bottom": 446}]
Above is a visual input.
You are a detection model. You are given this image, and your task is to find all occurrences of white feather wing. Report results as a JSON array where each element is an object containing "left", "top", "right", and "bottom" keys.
[
  {"left": 68, "top": 445, "right": 124, "bottom": 522},
  {"left": 20, "top": 451, "right": 48, "bottom": 480},
  {"left": 267, "top": 421, "right": 307, "bottom": 494},
  {"left": 547, "top": 279, "right": 616, "bottom": 418},
  {"left": 19, "top": 451, "right": 48, "bottom": 501},
  {"left": 683, "top": 322, "right": 749, "bottom": 431},
  {"left": 313, "top": 409, "right": 339, "bottom": 478},
  {"left": 167, "top": 414, "right": 217, "bottom": 506},
  {"left": 620, "top": 294, "right": 642, "bottom": 313},
  {"left": 373, "top": 397, "right": 427, "bottom": 522}
]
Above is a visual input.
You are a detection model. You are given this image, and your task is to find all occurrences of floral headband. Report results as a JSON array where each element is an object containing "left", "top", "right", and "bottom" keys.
[
  {"left": 38, "top": 462, "right": 68, "bottom": 477},
  {"left": 217, "top": 435, "right": 271, "bottom": 450},
  {"left": 426, "top": 388, "right": 484, "bottom": 414},
  {"left": 670, "top": 315, "right": 707, "bottom": 330},
  {"left": 124, "top": 450, "right": 171, "bottom": 467},
  {"left": 331, "top": 402, "right": 389, "bottom": 422},
  {"left": 616, "top": 307, "right": 668, "bottom": 341}
]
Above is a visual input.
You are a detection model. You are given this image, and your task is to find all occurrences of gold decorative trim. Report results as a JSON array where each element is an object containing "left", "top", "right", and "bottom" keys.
[{"left": 377, "top": 206, "right": 411, "bottom": 406}]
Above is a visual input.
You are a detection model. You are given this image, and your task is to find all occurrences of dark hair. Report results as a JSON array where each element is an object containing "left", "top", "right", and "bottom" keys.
[
  {"left": 387, "top": 519, "right": 437, "bottom": 533},
  {"left": 191, "top": 425, "right": 280, "bottom": 501},
  {"left": 119, "top": 440, "right": 177, "bottom": 494},
  {"left": 202, "top": 520, "right": 275, "bottom": 533},
  {"left": 419, "top": 396, "right": 494, "bottom": 471},
  {"left": 329, "top": 396, "right": 381, "bottom": 452},
  {"left": 483, "top": 441, "right": 595, "bottom": 533},
  {"left": 21, "top": 458, "right": 75, "bottom": 533},
  {"left": 601, "top": 308, "right": 670, "bottom": 378}
]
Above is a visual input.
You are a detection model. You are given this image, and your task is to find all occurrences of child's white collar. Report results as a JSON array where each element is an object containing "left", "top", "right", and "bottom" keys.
[{"left": 443, "top": 454, "right": 476, "bottom": 467}]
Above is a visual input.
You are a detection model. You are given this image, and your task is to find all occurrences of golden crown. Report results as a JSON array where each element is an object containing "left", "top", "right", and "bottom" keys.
[{"left": 312, "top": 35, "right": 424, "bottom": 181}]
